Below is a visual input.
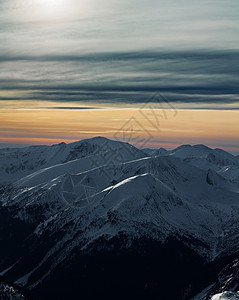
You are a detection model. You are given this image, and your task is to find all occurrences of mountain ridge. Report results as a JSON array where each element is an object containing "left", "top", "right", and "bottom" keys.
[{"left": 0, "top": 137, "right": 239, "bottom": 299}]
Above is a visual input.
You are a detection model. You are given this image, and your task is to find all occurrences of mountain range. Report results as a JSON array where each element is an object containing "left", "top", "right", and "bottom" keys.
[{"left": 0, "top": 137, "right": 239, "bottom": 300}]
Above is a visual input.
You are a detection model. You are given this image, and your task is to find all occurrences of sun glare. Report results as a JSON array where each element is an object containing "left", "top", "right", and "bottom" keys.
[
  {"left": 31, "top": 0, "right": 67, "bottom": 20},
  {"left": 37, "top": 0, "right": 64, "bottom": 5},
  {"left": 17, "top": 0, "right": 92, "bottom": 23}
]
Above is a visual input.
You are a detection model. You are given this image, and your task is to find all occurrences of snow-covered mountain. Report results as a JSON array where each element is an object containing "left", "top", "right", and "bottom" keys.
[
  {"left": 167, "top": 144, "right": 239, "bottom": 187},
  {"left": 211, "top": 292, "right": 239, "bottom": 300},
  {"left": 0, "top": 137, "right": 145, "bottom": 187},
  {"left": 0, "top": 138, "right": 239, "bottom": 299},
  {"left": 145, "top": 144, "right": 239, "bottom": 188}
]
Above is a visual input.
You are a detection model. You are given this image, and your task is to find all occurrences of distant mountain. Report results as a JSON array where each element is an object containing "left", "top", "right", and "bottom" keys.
[
  {"left": 142, "top": 147, "right": 168, "bottom": 156},
  {"left": 144, "top": 144, "right": 239, "bottom": 188},
  {"left": 0, "top": 138, "right": 239, "bottom": 299},
  {"left": 0, "top": 136, "right": 145, "bottom": 187},
  {"left": 169, "top": 144, "right": 239, "bottom": 165},
  {"left": 167, "top": 144, "right": 239, "bottom": 188}
]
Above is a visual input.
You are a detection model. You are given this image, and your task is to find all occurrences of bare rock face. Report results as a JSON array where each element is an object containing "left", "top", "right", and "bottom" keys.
[{"left": 0, "top": 282, "right": 27, "bottom": 300}]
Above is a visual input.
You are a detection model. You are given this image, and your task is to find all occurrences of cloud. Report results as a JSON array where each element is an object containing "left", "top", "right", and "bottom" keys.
[
  {"left": 0, "top": 50, "right": 238, "bottom": 108},
  {"left": 0, "top": 0, "right": 238, "bottom": 109}
]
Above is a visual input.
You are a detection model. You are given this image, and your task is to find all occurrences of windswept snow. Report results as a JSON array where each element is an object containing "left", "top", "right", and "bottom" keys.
[
  {"left": 211, "top": 292, "right": 239, "bottom": 300},
  {"left": 0, "top": 137, "right": 146, "bottom": 186}
]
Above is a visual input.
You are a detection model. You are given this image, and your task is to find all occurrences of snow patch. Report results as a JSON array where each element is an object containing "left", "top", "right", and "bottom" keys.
[{"left": 211, "top": 292, "right": 239, "bottom": 300}]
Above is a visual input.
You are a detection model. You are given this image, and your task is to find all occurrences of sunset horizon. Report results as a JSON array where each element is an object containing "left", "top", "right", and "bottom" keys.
[
  {"left": 1, "top": 1, "right": 239, "bottom": 298},
  {"left": 1, "top": 0, "right": 238, "bottom": 155},
  {"left": 0, "top": 103, "right": 238, "bottom": 154}
]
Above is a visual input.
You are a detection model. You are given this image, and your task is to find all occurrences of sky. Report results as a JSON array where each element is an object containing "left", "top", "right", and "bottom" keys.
[{"left": 0, "top": 0, "right": 238, "bottom": 153}]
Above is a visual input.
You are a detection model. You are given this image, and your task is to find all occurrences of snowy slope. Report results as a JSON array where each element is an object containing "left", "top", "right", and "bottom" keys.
[
  {"left": 6, "top": 154, "right": 239, "bottom": 223},
  {"left": 156, "top": 144, "right": 239, "bottom": 187},
  {"left": 168, "top": 144, "right": 238, "bottom": 164},
  {"left": 0, "top": 137, "right": 145, "bottom": 187},
  {"left": 190, "top": 257, "right": 239, "bottom": 300},
  {"left": 192, "top": 291, "right": 239, "bottom": 300},
  {"left": 169, "top": 144, "right": 212, "bottom": 158},
  {"left": 14, "top": 145, "right": 145, "bottom": 189},
  {"left": 217, "top": 166, "right": 239, "bottom": 187},
  {"left": 211, "top": 293, "right": 239, "bottom": 300},
  {"left": 1, "top": 137, "right": 239, "bottom": 298},
  {"left": 142, "top": 147, "right": 168, "bottom": 156},
  {"left": 1, "top": 153, "right": 239, "bottom": 290}
]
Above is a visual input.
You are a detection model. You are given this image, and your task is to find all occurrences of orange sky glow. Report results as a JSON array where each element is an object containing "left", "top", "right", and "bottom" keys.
[{"left": 0, "top": 102, "right": 238, "bottom": 153}]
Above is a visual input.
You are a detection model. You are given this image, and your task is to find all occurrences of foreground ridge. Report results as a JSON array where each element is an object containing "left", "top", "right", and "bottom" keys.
[{"left": 0, "top": 137, "right": 239, "bottom": 299}]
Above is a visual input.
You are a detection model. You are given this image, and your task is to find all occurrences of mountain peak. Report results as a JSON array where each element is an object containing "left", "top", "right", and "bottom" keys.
[{"left": 1, "top": 137, "right": 239, "bottom": 299}]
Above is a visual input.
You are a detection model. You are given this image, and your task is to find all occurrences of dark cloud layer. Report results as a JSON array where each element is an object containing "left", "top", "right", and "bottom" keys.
[
  {"left": 0, "top": 50, "right": 238, "bottom": 107},
  {"left": 0, "top": 0, "right": 238, "bottom": 108}
]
